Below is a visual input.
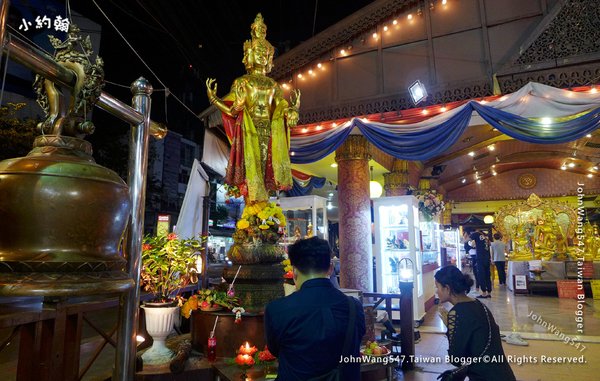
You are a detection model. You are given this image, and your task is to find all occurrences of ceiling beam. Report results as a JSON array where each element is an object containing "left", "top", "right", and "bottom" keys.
[{"left": 424, "top": 133, "right": 512, "bottom": 168}]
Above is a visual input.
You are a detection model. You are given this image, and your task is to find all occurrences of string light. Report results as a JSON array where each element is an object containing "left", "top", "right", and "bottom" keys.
[
  {"left": 476, "top": 179, "right": 482, "bottom": 184},
  {"left": 421, "top": 109, "right": 429, "bottom": 115},
  {"left": 488, "top": 145, "right": 495, "bottom": 151},
  {"left": 332, "top": 122, "right": 338, "bottom": 127},
  {"left": 315, "top": 125, "right": 323, "bottom": 131},
  {"left": 468, "top": 151, "right": 475, "bottom": 157},
  {"left": 301, "top": 127, "right": 308, "bottom": 133},
  {"left": 587, "top": 174, "right": 593, "bottom": 178},
  {"left": 586, "top": 134, "right": 592, "bottom": 138},
  {"left": 440, "top": 106, "right": 447, "bottom": 112},
  {"left": 591, "top": 87, "right": 598, "bottom": 94},
  {"left": 286, "top": 3, "right": 458, "bottom": 89}
]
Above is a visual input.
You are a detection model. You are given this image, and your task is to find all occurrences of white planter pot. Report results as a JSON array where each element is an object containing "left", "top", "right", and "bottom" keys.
[{"left": 141, "top": 305, "right": 179, "bottom": 365}]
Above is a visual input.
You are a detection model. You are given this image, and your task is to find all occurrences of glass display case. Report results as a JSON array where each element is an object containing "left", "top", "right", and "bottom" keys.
[
  {"left": 373, "top": 196, "right": 425, "bottom": 321},
  {"left": 279, "top": 195, "right": 328, "bottom": 244},
  {"left": 420, "top": 220, "right": 441, "bottom": 266},
  {"left": 441, "top": 228, "right": 461, "bottom": 270}
]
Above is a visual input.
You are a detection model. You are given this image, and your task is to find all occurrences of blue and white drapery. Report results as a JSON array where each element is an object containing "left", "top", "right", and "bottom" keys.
[{"left": 290, "top": 82, "right": 600, "bottom": 163}]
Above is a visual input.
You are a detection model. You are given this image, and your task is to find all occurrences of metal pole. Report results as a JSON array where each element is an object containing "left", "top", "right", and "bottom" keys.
[
  {"left": 0, "top": 0, "right": 10, "bottom": 52},
  {"left": 399, "top": 281, "right": 415, "bottom": 370},
  {"left": 113, "top": 77, "right": 153, "bottom": 380},
  {"left": 2, "top": 33, "right": 165, "bottom": 138},
  {"left": 201, "top": 194, "right": 211, "bottom": 288}
]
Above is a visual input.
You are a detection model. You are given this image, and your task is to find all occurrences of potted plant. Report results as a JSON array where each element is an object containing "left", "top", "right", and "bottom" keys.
[{"left": 140, "top": 232, "right": 205, "bottom": 365}]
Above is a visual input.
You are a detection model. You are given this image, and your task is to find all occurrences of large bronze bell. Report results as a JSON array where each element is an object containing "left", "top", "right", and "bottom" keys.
[
  {"left": 0, "top": 135, "right": 133, "bottom": 296},
  {"left": 0, "top": 24, "right": 134, "bottom": 296}
]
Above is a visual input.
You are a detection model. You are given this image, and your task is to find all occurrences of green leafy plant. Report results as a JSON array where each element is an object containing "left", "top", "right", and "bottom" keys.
[{"left": 140, "top": 233, "right": 206, "bottom": 303}]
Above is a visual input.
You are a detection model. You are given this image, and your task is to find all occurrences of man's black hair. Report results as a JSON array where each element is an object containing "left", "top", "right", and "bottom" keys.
[{"left": 288, "top": 236, "right": 332, "bottom": 274}]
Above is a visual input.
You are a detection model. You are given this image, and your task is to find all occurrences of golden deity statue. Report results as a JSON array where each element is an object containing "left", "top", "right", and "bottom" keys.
[
  {"left": 509, "top": 223, "right": 533, "bottom": 261},
  {"left": 593, "top": 225, "right": 600, "bottom": 260},
  {"left": 206, "top": 13, "right": 300, "bottom": 202},
  {"left": 581, "top": 222, "right": 598, "bottom": 261},
  {"left": 533, "top": 208, "right": 568, "bottom": 260}
]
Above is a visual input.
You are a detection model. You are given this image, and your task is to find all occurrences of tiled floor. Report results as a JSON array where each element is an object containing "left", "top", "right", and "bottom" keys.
[{"left": 389, "top": 275, "right": 600, "bottom": 381}]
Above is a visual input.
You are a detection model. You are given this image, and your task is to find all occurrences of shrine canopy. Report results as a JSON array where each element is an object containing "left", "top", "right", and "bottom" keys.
[{"left": 289, "top": 82, "right": 600, "bottom": 163}]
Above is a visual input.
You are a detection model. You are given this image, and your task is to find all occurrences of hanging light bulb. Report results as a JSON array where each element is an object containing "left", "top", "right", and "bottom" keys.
[{"left": 369, "top": 166, "right": 383, "bottom": 198}]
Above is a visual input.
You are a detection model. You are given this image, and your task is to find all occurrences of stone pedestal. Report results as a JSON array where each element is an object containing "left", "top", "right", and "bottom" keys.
[
  {"left": 335, "top": 136, "right": 373, "bottom": 292},
  {"left": 223, "top": 263, "right": 284, "bottom": 312}
]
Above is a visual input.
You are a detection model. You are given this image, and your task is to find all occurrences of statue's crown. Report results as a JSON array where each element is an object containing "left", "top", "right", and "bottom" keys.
[{"left": 251, "top": 13, "right": 266, "bottom": 32}]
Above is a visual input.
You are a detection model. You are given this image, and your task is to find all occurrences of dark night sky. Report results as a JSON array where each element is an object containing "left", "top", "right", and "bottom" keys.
[
  {"left": 5, "top": 0, "right": 372, "bottom": 147},
  {"left": 69, "top": 0, "right": 373, "bottom": 132}
]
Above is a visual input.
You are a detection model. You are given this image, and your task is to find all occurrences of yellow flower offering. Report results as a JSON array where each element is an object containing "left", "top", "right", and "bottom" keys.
[{"left": 237, "top": 219, "right": 250, "bottom": 229}]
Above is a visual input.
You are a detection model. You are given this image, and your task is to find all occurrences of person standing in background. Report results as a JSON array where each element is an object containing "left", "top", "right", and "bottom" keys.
[
  {"left": 463, "top": 230, "right": 479, "bottom": 291},
  {"left": 490, "top": 233, "right": 507, "bottom": 286},
  {"left": 468, "top": 229, "right": 492, "bottom": 298}
]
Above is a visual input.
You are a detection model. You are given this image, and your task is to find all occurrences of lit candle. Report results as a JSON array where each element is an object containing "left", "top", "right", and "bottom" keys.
[
  {"left": 235, "top": 353, "right": 255, "bottom": 366},
  {"left": 238, "top": 342, "right": 258, "bottom": 356}
]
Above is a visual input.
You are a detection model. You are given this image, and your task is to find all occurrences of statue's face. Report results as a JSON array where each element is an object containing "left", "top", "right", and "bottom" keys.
[
  {"left": 252, "top": 24, "right": 267, "bottom": 39},
  {"left": 252, "top": 45, "right": 271, "bottom": 67}
]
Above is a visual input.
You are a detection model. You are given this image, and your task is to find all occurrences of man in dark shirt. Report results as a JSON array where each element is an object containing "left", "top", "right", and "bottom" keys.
[
  {"left": 264, "top": 237, "right": 366, "bottom": 381},
  {"left": 469, "top": 229, "right": 492, "bottom": 298}
]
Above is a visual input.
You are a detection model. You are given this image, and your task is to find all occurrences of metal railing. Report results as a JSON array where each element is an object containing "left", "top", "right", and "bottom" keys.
[{"left": 0, "top": 1, "right": 165, "bottom": 379}]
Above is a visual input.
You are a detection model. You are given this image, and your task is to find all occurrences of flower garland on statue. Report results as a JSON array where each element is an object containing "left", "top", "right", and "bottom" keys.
[{"left": 234, "top": 201, "right": 287, "bottom": 245}]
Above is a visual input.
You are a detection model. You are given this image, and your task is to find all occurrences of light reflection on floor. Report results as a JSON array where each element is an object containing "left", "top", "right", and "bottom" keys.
[{"left": 391, "top": 276, "right": 600, "bottom": 381}]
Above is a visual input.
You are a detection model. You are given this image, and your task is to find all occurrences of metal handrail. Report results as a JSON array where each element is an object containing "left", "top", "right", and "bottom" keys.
[
  {"left": 2, "top": 33, "right": 167, "bottom": 139},
  {"left": 0, "top": 1, "right": 163, "bottom": 379}
]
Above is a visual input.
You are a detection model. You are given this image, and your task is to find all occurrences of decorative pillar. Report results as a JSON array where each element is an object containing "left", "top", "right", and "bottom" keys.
[
  {"left": 383, "top": 159, "right": 410, "bottom": 196},
  {"left": 418, "top": 178, "right": 431, "bottom": 192},
  {"left": 335, "top": 136, "right": 373, "bottom": 291},
  {"left": 442, "top": 200, "right": 453, "bottom": 226}
]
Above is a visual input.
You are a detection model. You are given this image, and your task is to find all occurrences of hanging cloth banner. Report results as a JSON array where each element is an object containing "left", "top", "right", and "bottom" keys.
[
  {"left": 289, "top": 82, "right": 600, "bottom": 163},
  {"left": 286, "top": 169, "right": 327, "bottom": 197}
]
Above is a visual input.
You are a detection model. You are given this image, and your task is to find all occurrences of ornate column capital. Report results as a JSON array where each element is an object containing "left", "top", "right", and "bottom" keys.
[
  {"left": 335, "top": 135, "right": 371, "bottom": 162},
  {"left": 383, "top": 159, "right": 410, "bottom": 196}
]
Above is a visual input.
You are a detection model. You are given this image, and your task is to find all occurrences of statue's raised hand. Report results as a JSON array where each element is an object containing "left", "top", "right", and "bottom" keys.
[
  {"left": 290, "top": 89, "right": 301, "bottom": 108},
  {"left": 206, "top": 78, "right": 218, "bottom": 103}
]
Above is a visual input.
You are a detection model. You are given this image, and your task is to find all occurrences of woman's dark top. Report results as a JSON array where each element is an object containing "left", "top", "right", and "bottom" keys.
[{"left": 446, "top": 300, "right": 516, "bottom": 381}]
